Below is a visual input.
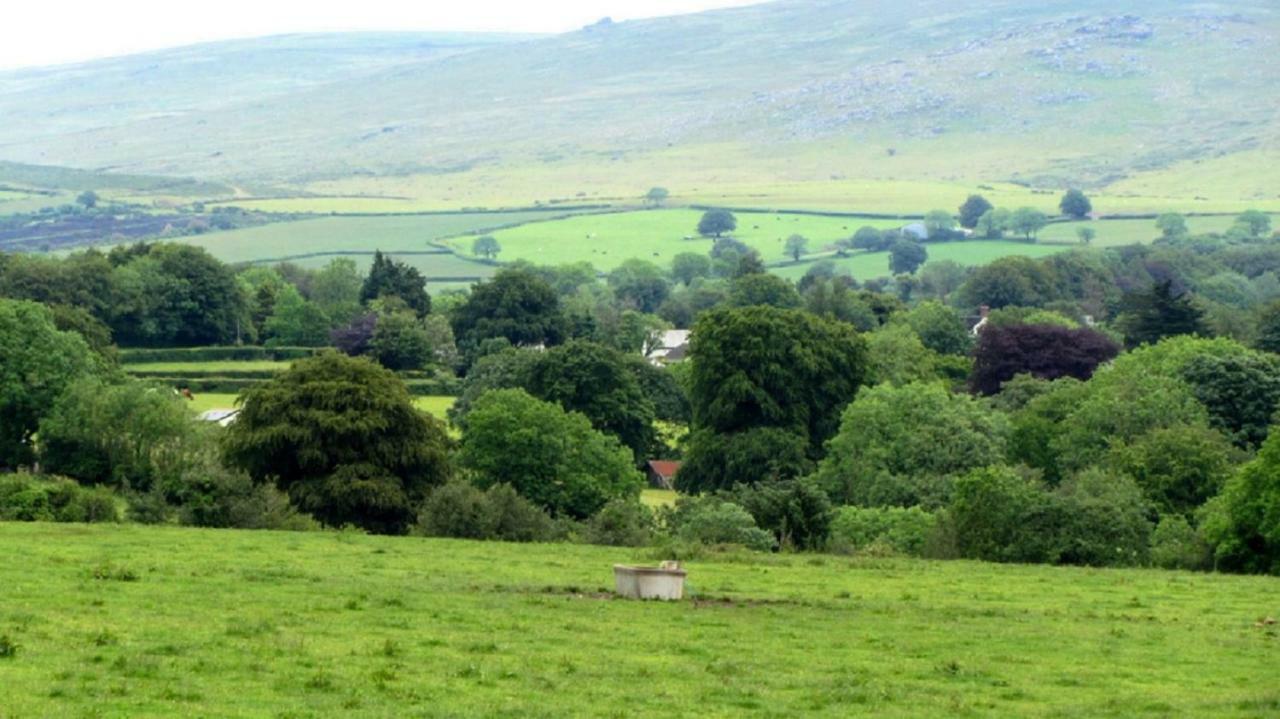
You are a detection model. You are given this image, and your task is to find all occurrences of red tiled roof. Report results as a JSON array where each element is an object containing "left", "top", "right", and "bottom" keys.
[{"left": 647, "top": 460, "right": 682, "bottom": 478}]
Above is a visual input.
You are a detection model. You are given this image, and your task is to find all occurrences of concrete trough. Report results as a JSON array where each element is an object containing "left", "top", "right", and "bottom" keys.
[{"left": 613, "top": 562, "right": 686, "bottom": 601}]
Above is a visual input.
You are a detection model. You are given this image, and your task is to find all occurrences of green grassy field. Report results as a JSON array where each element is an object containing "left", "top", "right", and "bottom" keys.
[
  {"left": 185, "top": 393, "right": 456, "bottom": 421},
  {"left": 776, "top": 241, "right": 1072, "bottom": 282},
  {"left": 1038, "top": 216, "right": 1278, "bottom": 248},
  {"left": 411, "top": 396, "right": 456, "bottom": 420},
  {"left": 180, "top": 211, "right": 578, "bottom": 272},
  {"left": 463, "top": 209, "right": 905, "bottom": 272},
  {"left": 185, "top": 394, "right": 240, "bottom": 414},
  {"left": 124, "top": 361, "right": 292, "bottom": 374},
  {"left": 0, "top": 523, "right": 1274, "bottom": 717},
  {"left": 640, "top": 489, "right": 678, "bottom": 509}
]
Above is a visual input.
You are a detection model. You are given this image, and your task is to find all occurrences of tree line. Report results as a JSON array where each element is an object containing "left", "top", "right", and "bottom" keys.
[{"left": 2, "top": 206, "right": 1279, "bottom": 573}]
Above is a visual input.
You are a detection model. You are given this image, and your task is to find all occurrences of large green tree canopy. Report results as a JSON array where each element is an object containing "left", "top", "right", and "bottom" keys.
[
  {"left": 525, "top": 340, "right": 656, "bottom": 463},
  {"left": 222, "top": 352, "right": 451, "bottom": 534},
  {"left": 0, "top": 299, "right": 101, "bottom": 466},
  {"left": 689, "top": 305, "right": 867, "bottom": 450},
  {"left": 450, "top": 268, "right": 568, "bottom": 361},
  {"left": 457, "top": 388, "right": 642, "bottom": 518},
  {"left": 814, "top": 381, "right": 1009, "bottom": 508}
]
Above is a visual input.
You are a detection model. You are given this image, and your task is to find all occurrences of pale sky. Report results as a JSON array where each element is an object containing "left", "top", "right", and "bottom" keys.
[{"left": 0, "top": 0, "right": 765, "bottom": 69}]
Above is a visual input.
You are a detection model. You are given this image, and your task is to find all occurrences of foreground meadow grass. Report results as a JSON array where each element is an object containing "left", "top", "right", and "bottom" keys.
[{"left": 0, "top": 524, "right": 1274, "bottom": 717}]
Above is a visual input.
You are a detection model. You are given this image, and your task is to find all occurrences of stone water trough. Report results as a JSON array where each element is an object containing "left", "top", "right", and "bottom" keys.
[{"left": 613, "top": 561, "right": 686, "bottom": 601}]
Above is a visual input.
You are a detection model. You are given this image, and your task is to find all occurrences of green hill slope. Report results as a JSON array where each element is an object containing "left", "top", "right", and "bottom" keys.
[{"left": 0, "top": 1, "right": 1275, "bottom": 207}]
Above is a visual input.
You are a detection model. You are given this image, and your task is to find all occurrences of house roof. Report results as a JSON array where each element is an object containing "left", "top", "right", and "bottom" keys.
[{"left": 646, "top": 460, "right": 682, "bottom": 479}]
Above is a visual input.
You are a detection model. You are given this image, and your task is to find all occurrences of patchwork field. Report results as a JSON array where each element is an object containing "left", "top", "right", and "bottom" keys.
[
  {"left": 0, "top": 524, "right": 1274, "bottom": 717},
  {"left": 460, "top": 209, "right": 906, "bottom": 272},
  {"left": 181, "top": 211, "right": 583, "bottom": 272},
  {"left": 1037, "top": 215, "right": 1278, "bottom": 248}
]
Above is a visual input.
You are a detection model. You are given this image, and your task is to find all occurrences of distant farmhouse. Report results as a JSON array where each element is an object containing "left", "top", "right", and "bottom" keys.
[
  {"left": 645, "top": 460, "right": 682, "bottom": 490},
  {"left": 645, "top": 329, "right": 690, "bottom": 365}
]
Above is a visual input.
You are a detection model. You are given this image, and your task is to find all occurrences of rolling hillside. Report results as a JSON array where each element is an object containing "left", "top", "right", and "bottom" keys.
[{"left": 0, "top": 1, "right": 1276, "bottom": 210}]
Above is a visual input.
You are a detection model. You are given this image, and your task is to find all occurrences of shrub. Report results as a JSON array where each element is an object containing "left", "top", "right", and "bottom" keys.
[
  {"left": 0, "top": 474, "right": 120, "bottom": 523},
  {"left": 829, "top": 506, "right": 939, "bottom": 557},
  {"left": 583, "top": 499, "right": 655, "bottom": 547},
  {"left": 483, "top": 483, "right": 556, "bottom": 542},
  {"left": 175, "top": 460, "right": 317, "bottom": 532},
  {"left": 1150, "top": 515, "right": 1211, "bottom": 571},
  {"left": 416, "top": 481, "right": 493, "bottom": 540},
  {"left": 1201, "top": 429, "right": 1280, "bottom": 574},
  {"left": 724, "top": 479, "right": 833, "bottom": 550},
  {"left": 1052, "top": 469, "right": 1153, "bottom": 567},
  {"left": 415, "top": 481, "right": 556, "bottom": 543},
  {"left": 661, "top": 496, "right": 775, "bottom": 552},
  {"left": 950, "top": 466, "right": 1060, "bottom": 564}
]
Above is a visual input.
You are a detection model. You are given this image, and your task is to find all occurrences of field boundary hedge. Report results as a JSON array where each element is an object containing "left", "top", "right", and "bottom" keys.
[{"left": 120, "top": 346, "right": 323, "bottom": 363}]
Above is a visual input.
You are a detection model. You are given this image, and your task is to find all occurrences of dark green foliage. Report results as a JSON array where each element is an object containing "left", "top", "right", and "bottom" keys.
[
  {"left": 1150, "top": 515, "right": 1211, "bottom": 571},
  {"left": 1105, "top": 425, "right": 1237, "bottom": 516},
  {"left": 222, "top": 352, "right": 452, "bottom": 534},
  {"left": 849, "top": 226, "right": 892, "bottom": 252},
  {"left": 670, "top": 252, "right": 712, "bottom": 285},
  {"left": 525, "top": 340, "right": 656, "bottom": 462},
  {"left": 38, "top": 378, "right": 194, "bottom": 491},
  {"left": 903, "top": 301, "right": 971, "bottom": 356},
  {"left": 784, "top": 234, "right": 808, "bottom": 261},
  {"left": 687, "top": 305, "right": 867, "bottom": 452},
  {"left": 957, "top": 255, "right": 1059, "bottom": 309},
  {"left": 608, "top": 259, "right": 671, "bottom": 314},
  {"left": 951, "top": 466, "right": 1152, "bottom": 567},
  {"left": 457, "top": 389, "right": 642, "bottom": 519},
  {"left": 627, "top": 357, "right": 690, "bottom": 424},
  {"left": 110, "top": 243, "right": 246, "bottom": 346},
  {"left": 173, "top": 451, "right": 316, "bottom": 531},
  {"left": 0, "top": 299, "right": 100, "bottom": 467},
  {"left": 950, "top": 467, "right": 1062, "bottom": 564},
  {"left": 1052, "top": 469, "right": 1152, "bottom": 567},
  {"left": 263, "top": 286, "right": 330, "bottom": 347},
  {"left": 1118, "top": 280, "right": 1207, "bottom": 348},
  {"left": 360, "top": 251, "right": 431, "bottom": 316},
  {"left": 958, "top": 195, "right": 993, "bottom": 229},
  {"left": 472, "top": 235, "right": 501, "bottom": 259},
  {"left": 583, "top": 499, "right": 655, "bottom": 547},
  {"left": 416, "top": 481, "right": 555, "bottom": 542},
  {"left": 724, "top": 478, "right": 833, "bottom": 550},
  {"left": 369, "top": 311, "right": 434, "bottom": 371},
  {"left": 0, "top": 473, "right": 119, "bottom": 523},
  {"left": 1059, "top": 189, "right": 1092, "bottom": 219},
  {"left": 889, "top": 239, "right": 927, "bottom": 275},
  {"left": 660, "top": 495, "right": 775, "bottom": 551},
  {"left": 677, "top": 427, "right": 812, "bottom": 494},
  {"left": 1202, "top": 429, "right": 1280, "bottom": 574},
  {"left": 829, "top": 506, "right": 940, "bottom": 556},
  {"left": 48, "top": 303, "right": 116, "bottom": 363},
  {"left": 696, "top": 209, "right": 737, "bottom": 238},
  {"left": 448, "top": 347, "right": 539, "bottom": 428},
  {"left": 450, "top": 268, "right": 567, "bottom": 360},
  {"left": 1234, "top": 209, "right": 1272, "bottom": 238},
  {"left": 815, "top": 382, "right": 1008, "bottom": 507},
  {"left": 1181, "top": 352, "right": 1280, "bottom": 448},
  {"left": 728, "top": 273, "right": 801, "bottom": 308},
  {"left": 1254, "top": 300, "right": 1280, "bottom": 354}
]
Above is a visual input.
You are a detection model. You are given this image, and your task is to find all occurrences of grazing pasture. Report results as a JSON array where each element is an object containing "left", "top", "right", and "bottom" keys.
[
  {"left": 181, "top": 211, "right": 581, "bottom": 270},
  {"left": 462, "top": 209, "right": 905, "bottom": 272},
  {"left": 776, "top": 241, "right": 1071, "bottom": 282},
  {"left": 1038, "top": 215, "right": 1278, "bottom": 247},
  {"left": 0, "top": 524, "right": 1274, "bottom": 717}
]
